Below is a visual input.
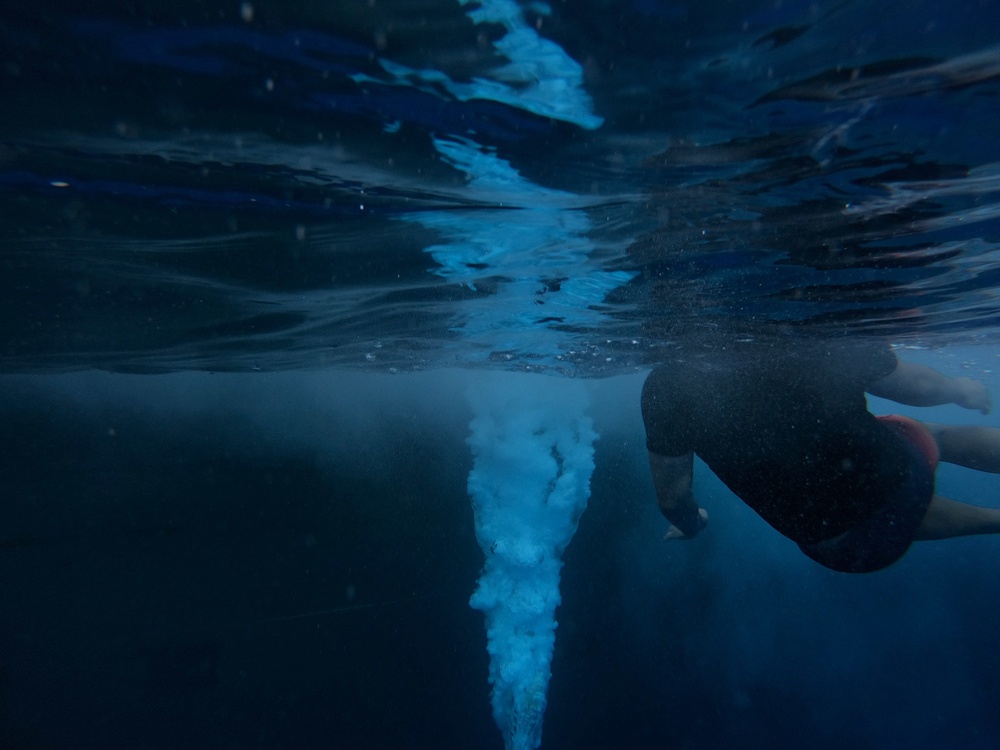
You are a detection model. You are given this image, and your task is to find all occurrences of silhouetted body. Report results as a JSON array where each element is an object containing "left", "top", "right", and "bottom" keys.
[{"left": 641, "top": 336, "right": 1000, "bottom": 573}]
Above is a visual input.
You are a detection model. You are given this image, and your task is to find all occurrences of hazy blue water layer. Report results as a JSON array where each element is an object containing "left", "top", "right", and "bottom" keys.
[{"left": 2, "top": 359, "right": 999, "bottom": 749}]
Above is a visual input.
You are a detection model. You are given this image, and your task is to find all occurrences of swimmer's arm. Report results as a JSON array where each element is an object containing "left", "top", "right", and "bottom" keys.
[
  {"left": 648, "top": 451, "right": 708, "bottom": 540},
  {"left": 868, "top": 360, "right": 992, "bottom": 414}
]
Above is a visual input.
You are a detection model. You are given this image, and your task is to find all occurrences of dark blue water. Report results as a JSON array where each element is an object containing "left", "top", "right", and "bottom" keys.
[{"left": 3, "top": 1, "right": 1000, "bottom": 748}]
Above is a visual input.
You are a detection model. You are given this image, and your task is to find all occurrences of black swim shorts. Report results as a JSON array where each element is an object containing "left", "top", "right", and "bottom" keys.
[{"left": 797, "top": 415, "right": 938, "bottom": 574}]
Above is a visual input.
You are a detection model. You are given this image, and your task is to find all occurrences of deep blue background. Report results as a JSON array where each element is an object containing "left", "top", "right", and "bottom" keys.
[{"left": 2, "top": 355, "right": 999, "bottom": 750}]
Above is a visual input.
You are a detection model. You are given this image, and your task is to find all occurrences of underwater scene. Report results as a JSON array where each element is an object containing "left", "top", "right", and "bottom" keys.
[{"left": 3, "top": 1, "right": 1000, "bottom": 748}]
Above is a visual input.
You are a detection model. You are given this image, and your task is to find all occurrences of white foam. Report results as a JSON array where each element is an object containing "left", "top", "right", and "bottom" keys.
[{"left": 466, "top": 374, "right": 596, "bottom": 750}]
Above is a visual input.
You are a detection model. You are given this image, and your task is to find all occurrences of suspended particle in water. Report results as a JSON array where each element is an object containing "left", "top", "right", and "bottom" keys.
[
  {"left": 240, "top": 2, "right": 254, "bottom": 22},
  {"left": 295, "top": 225, "right": 306, "bottom": 241}
]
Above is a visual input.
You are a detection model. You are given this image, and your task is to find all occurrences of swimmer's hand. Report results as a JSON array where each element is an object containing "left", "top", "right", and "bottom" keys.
[
  {"left": 664, "top": 508, "right": 708, "bottom": 541},
  {"left": 954, "top": 377, "right": 992, "bottom": 414}
]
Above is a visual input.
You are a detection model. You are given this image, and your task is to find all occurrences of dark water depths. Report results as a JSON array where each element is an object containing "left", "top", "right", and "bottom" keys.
[
  {"left": 4, "top": 366, "right": 1000, "bottom": 750},
  {"left": 3, "top": 2, "right": 1000, "bottom": 749}
]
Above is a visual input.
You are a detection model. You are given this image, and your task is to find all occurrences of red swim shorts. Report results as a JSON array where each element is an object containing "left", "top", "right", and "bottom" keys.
[
  {"left": 876, "top": 414, "right": 940, "bottom": 471},
  {"left": 798, "top": 414, "right": 938, "bottom": 573}
]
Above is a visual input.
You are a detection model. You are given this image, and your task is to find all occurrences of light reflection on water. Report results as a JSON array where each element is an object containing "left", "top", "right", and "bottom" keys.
[{"left": 2, "top": 0, "right": 1000, "bottom": 374}]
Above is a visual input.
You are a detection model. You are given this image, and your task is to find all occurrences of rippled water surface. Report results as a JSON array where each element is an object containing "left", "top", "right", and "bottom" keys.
[{"left": 4, "top": 0, "right": 1000, "bottom": 373}]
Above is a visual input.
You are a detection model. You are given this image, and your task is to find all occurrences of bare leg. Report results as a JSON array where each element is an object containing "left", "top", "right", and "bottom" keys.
[
  {"left": 925, "top": 422, "right": 1000, "bottom": 473},
  {"left": 915, "top": 495, "right": 1000, "bottom": 540}
]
